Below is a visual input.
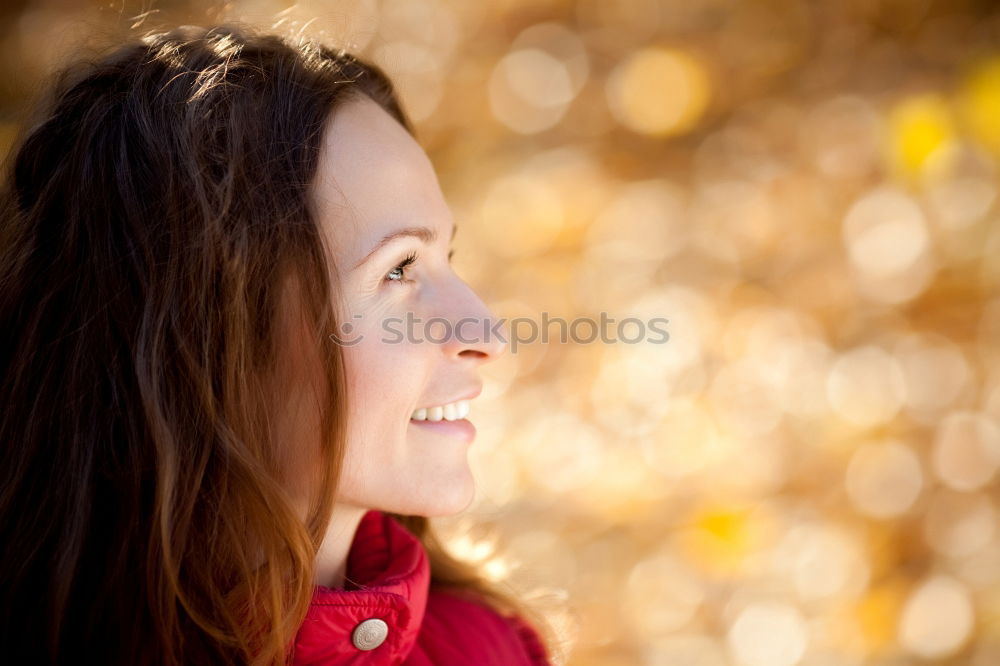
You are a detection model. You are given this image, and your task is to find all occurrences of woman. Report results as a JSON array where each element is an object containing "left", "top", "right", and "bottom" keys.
[{"left": 0, "top": 23, "right": 557, "bottom": 665}]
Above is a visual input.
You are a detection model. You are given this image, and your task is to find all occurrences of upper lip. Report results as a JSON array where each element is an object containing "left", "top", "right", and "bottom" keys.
[{"left": 415, "top": 386, "right": 482, "bottom": 410}]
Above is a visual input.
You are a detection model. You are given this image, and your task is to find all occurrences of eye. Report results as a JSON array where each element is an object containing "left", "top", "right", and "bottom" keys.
[
  {"left": 384, "top": 248, "right": 456, "bottom": 286},
  {"left": 385, "top": 251, "right": 417, "bottom": 285}
]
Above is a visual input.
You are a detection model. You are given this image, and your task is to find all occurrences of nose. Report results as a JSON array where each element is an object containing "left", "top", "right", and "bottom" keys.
[
  {"left": 455, "top": 311, "right": 508, "bottom": 363},
  {"left": 436, "top": 284, "right": 508, "bottom": 363}
]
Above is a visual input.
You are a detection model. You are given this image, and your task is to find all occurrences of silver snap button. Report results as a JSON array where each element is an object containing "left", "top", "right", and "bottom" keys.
[{"left": 351, "top": 617, "right": 388, "bottom": 651}]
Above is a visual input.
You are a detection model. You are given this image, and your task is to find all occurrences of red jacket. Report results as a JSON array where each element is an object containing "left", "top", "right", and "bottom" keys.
[{"left": 290, "top": 510, "right": 552, "bottom": 665}]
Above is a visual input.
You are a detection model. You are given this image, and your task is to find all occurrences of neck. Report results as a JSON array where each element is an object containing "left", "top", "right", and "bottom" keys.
[{"left": 313, "top": 503, "right": 369, "bottom": 589}]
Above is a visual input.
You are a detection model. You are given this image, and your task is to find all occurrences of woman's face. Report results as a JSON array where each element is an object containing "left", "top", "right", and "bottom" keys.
[{"left": 308, "top": 94, "right": 507, "bottom": 517}]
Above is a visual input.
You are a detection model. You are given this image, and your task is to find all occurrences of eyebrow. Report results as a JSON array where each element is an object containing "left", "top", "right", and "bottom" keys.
[{"left": 352, "top": 222, "right": 458, "bottom": 270}]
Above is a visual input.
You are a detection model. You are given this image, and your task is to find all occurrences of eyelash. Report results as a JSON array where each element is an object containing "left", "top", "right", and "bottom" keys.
[{"left": 384, "top": 249, "right": 455, "bottom": 285}]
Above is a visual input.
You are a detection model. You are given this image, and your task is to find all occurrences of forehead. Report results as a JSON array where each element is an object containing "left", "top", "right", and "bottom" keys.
[{"left": 311, "top": 95, "right": 451, "bottom": 261}]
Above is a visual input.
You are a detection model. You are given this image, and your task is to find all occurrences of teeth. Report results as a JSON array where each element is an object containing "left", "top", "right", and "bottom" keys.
[{"left": 411, "top": 400, "right": 470, "bottom": 422}]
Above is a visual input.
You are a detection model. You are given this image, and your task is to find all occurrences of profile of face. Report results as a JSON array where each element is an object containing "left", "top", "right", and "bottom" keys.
[{"left": 300, "top": 94, "right": 507, "bottom": 518}]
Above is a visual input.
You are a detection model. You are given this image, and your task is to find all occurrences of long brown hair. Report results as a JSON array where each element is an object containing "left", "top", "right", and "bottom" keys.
[{"left": 0, "top": 22, "right": 558, "bottom": 665}]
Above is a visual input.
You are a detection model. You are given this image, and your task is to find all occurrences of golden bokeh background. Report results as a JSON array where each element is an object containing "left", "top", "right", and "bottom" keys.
[{"left": 2, "top": 1, "right": 1000, "bottom": 664}]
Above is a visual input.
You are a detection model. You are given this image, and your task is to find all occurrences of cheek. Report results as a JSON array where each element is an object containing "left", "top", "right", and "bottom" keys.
[{"left": 343, "top": 325, "right": 427, "bottom": 413}]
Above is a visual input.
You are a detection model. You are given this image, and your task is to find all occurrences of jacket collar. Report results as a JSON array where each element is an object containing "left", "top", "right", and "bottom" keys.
[{"left": 291, "top": 509, "right": 430, "bottom": 664}]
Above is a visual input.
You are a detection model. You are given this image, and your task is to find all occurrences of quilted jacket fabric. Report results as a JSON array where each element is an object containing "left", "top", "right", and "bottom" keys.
[{"left": 290, "top": 509, "right": 551, "bottom": 665}]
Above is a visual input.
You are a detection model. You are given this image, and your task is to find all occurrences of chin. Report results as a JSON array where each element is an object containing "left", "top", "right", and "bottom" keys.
[{"left": 386, "top": 477, "right": 476, "bottom": 518}]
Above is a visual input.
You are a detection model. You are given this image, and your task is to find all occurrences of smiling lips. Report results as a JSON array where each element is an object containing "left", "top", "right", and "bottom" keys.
[{"left": 410, "top": 400, "right": 471, "bottom": 422}]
